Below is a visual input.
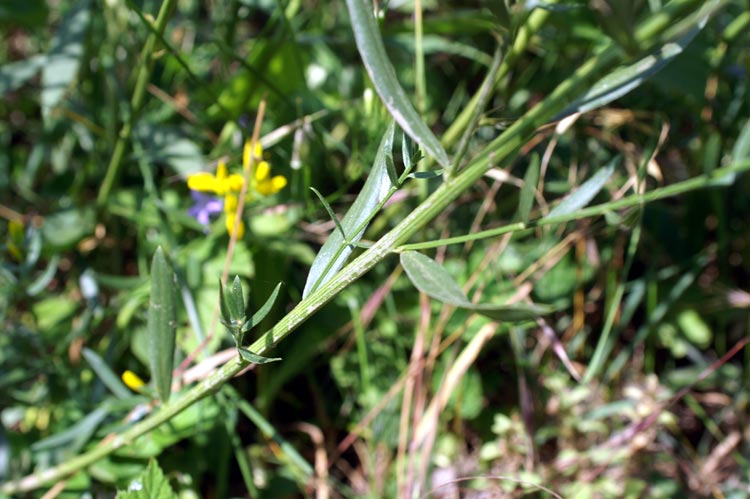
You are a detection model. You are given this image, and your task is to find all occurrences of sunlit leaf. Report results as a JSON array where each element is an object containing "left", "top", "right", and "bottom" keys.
[
  {"left": 303, "top": 123, "right": 396, "bottom": 297},
  {"left": 345, "top": 0, "right": 450, "bottom": 168}
]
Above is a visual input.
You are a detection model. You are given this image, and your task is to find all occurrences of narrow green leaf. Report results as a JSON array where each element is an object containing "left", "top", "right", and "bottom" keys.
[
  {"left": 400, "top": 251, "right": 550, "bottom": 322},
  {"left": 345, "top": 0, "right": 450, "bottom": 168},
  {"left": 229, "top": 276, "right": 246, "bottom": 323},
  {"left": 238, "top": 348, "right": 282, "bottom": 365},
  {"left": 303, "top": 123, "right": 396, "bottom": 298},
  {"left": 147, "top": 246, "right": 177, "bottom": 404},
  {"left": 32, "top": 406, "right": 110, "bottom": 452},
  {"left": 516, "top": 153, "right": 540, "bottom": 224},
  {"left": 26, "top": 254, "right": 60, "bottom": 296},
  {"left": 310, "top": 187, "right": 347, "bottom": 241},
  {"left": 243, "top": 282, "right": 284, "bottom": 333},
  {"left": 116, "top": 458, "right": 179, "bottom": 499},
  {"left": 713, "top": 117, "right": 750, "bottom": 186},
  {"left": 82, "top": 348, "right": 131, "bottom": 399},
  {"left": 471, "top": 303, "right": 552, "bottom": 322},
  {"left": 408, "top": 170, "right": 443, "bottom": 180},
  {"left": 544, "top": 160, "right": 616, "bottom": 219},
  {"left": 218, "top": 278, "right": 232, "bottom": 326},
  {"left": 556, "top": 22, "right": 706, "bottom": 120}
]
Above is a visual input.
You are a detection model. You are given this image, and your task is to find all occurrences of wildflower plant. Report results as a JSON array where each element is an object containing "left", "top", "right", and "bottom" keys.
[
  {"left": 187, "top": 141, "right": 287, "bottom": 237},
  {"left": 2, "top": 0, "right": 750, "bottom": 497}
]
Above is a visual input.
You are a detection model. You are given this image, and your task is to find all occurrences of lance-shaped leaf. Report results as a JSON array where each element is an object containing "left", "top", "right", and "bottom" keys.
[
  {"left": 147, "top": 246, "right": 177, "bottom": 404},
  {"left": 242, "top": 282, "right": 284, "bottom": 334},
  {"left": 400, "top": 251, "right": 550, "bottom": 322},
  {"left": 516, "top": 153, "right": 540, "bottom": 224},
  {"left": 303, "top": 123, "right": 396, "bottom": 298},
  {"left": 544, "top": 160, "right": 616, "bottom": 220},
  {"left": 345, "top": 0, "right": 450, "bottom": 169},
  {"left": 555, "top": 16, "right": 709, "bottom": 120},
  {"left": 82, "top": 347, "right": 131, "bottom": 399}
]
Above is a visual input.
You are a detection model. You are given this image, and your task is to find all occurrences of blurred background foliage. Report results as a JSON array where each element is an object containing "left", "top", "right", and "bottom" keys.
[{"left": 1, "top": 0, "right": 749, "bottom": 497}]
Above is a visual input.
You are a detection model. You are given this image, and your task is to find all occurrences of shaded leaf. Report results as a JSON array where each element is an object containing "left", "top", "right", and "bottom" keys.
[
  {"left": 544, "top": 160, "right": 616, "bottom": 219},
  {"left": 303, "top": 123, "right": 396, "bottom": 297},
  {"left": 82, "top": 347, "right": 131, "bottom": 399},
  {"left": 345, "top": 0, "right": 450, "bottom": 168},
  {"left": 32, "top": 405, "right": 110, "bottom": 452},
  {"left": 147, "top": 247, "right": 177, "bottom": 404}
]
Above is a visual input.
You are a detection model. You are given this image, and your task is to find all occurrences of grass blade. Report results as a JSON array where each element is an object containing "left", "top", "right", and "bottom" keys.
[{"left": 345, "top": 0, "right": 450, "bottom": 168}]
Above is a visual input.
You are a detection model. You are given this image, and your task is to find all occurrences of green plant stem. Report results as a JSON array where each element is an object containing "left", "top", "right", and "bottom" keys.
[
  {"left": 440, "top": 1, "right": 557, "bottom": 149},
  {"left": 397, "top": 160, "right": 750, "bottom": 251},
  {"left": 96, "top": 0, "right": 176, "bottom": 206},
  {"left": 0, "top": 3, "right": 718, "bottom": 493},
  {"left": 414, "top": 0, "right": 425, "bottom": 114}
]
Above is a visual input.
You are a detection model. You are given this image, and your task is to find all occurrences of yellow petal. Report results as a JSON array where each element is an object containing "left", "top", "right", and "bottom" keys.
[
  {"left": 256, "top": 175, "right": 288, "bottom": 196},
  {"left": 188, "top": 173, "right": 220, "bottom": 193},
  {"left": 243, "top": 140, "right": 264, "bottom": 170},
  {"left": 254, "top": 161, "right": 270, "bottom": 182},
  {"left": 216, "top": 161, "right": 228, "bottom": 180},
  {"left": 225, "top": 212, "right": 245, "bottom": 238},
  {"left": 122, "top": 370, "right": 145, "bottom": 392},
  {"left": 224, "top": 193, "right": 238, "bottom": 214},
  {"left": 227, "top": 174, "right": 245, "bottom": 192}
]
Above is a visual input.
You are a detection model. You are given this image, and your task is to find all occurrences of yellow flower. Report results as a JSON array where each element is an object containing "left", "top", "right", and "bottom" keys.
[
  {"left": 223, "top": 193, "right": 245, "bottom": 238},
  {"left": 243, "top": 140, "right": 287, "bottom": 196},
  {"left": 186, "top": 142, "right": 287, "bottom": 238},
  {"left": 122, "top": 370, "right": 146, "bottom": 392},
  {"left": 187, "top": 161, "right": 243, "bottom": 196}
]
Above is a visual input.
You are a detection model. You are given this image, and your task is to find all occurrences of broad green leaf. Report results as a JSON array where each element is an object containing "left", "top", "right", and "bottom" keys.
[
  {"left": 516, "top": 153, "right": 540, "bottom": 223},
  {"left": 556, "top": 20, "right": 707, "bottom": 119},
  {"left": 303, "top": 123, "right": 396, "bottom": 298},
  {"left": 544, "top": 160, "right": 616, "bottom": 219},
  {"left": 345, "top": 0, "right": 451, "bottom": 168},
  {"left": 400, "top": 251, "right": 470, "bottom": 307},
  {"left": 116, "top": 459, "right": 178, "bottom": 499},
  {"left": 243, "top": 282, "right": 284, "bottom": 333},
  {"left": 41, "top": 0, "right": 90, "bottom": 121},
  {"left": 147, "top": 247, "right": 177, "bottom": 404},
  {"left": 0, "top": 54, "right": 45, "bottom": 97},
  {"left": 238, "top": 348, "right": 281, "bottom": 365},
  {"left": 82, "top": 348, "right": 131, "bottom": 399},
  {"left": 400, "top": 251, "right": 549, "bottom": 322}
]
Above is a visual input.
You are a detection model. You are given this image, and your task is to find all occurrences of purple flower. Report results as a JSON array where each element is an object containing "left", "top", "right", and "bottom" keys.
[{"left": 188, "top": 191, "right": 223, "bottom": 230}]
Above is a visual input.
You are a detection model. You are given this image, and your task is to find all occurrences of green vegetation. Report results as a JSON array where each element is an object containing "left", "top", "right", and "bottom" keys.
[{"left": 1, "top": 1, "right": 749, "bottom": 497}]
